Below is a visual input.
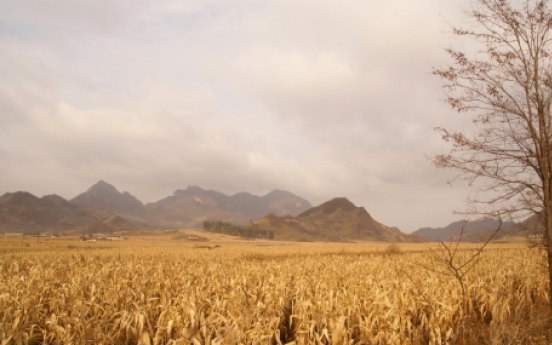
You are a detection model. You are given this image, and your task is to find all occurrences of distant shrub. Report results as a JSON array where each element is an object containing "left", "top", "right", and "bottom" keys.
[{"left": 384, "top": 244, "right": 401, "bottom": 256}]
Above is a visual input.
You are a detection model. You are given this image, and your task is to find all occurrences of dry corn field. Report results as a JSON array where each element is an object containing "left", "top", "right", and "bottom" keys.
[{"left": 0, "top": 240, "right": 549, "bottom": 345}]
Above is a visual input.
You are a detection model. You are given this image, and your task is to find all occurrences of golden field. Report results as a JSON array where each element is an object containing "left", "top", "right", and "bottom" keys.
[{"left": 0, "top": 234, "right": 549, "bottom": 345}]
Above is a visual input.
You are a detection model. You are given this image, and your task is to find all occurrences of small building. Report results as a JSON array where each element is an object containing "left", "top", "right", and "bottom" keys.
[{"left": 105, "top": 236, "right": 125, "bottom": 241}]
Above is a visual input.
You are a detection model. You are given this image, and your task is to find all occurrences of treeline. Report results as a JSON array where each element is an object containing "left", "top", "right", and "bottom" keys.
[{"left": 203, "top": 220, "right": 274, "bottom": 239}]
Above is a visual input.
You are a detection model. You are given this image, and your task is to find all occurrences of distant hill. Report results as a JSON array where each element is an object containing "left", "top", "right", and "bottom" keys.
[
  {"left": 412, "top": 218, "right": 520, "bottom": 242},
  {"left": 254, "top": 197, "right": 424, "bottom": 242},
  {"left": 74, "top": 215, "right": 137, "bottom": 235},
  {"left": 518, "top": 214, "right": 543, "bottom": 234},
  {"left": 262, "top": 190, "right": 312, "bottom": 216},
  {"left": 145, "top": 186, "right": 312, "bottom": 229},
  {"left": 0, "top": 191, "right": 107, "bottom": 233},
  {"left": 70, "top": 180, "right": 145, "bottom": 216}
]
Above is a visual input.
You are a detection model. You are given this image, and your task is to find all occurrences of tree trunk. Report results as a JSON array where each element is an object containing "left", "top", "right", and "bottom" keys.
[{"left": 547, "top": 207, "right": 552, "bottom": 311}]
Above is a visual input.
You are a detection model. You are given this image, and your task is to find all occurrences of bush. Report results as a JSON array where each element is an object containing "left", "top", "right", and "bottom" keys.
[{"left": 384, "top": 244, "right": 401, "bottom": 256}]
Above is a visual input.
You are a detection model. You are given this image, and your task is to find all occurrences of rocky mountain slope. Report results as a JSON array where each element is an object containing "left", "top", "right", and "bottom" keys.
[
  {"left": 254, "top": 197, "right": 424, "bottom": 242},
  {"left": 74, "top": 215, "right": 138, "bottom": 235},
  {"left": 0, "top": 191, "right": 107, "bottom": 233},
  {"left": 70, "top": 180, "right": 146, "bottom": 216},
  {"left": 145, "top": 186, "right": 312, "bottom": 229}
]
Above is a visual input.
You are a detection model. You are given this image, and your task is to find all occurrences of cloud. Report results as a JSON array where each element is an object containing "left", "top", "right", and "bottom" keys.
[
  {"left": 0, "top": 0, "right": 477, "bottom": 232},
  {"left": 236, "top": 44, "right": 355, "bottom": 97}
]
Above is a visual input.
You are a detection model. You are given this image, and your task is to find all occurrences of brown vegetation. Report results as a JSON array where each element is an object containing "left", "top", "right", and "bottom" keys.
[{"left": 0, "top": 238, "right": 547, "bottom": 344}]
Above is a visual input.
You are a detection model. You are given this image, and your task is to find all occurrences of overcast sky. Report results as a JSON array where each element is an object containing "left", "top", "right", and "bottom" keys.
[{"left": 0, "top": 0, "right": 480, "bottom": 233}]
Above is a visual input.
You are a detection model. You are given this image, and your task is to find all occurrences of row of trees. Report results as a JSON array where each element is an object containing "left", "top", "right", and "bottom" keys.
[{"left": 202, "top": 220, "right": 274, "bottom": 239}]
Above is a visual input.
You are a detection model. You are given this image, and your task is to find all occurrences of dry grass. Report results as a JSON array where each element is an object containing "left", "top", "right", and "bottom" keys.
[{"left": 0, "top": 237, "right": 548, "bottom": 344}]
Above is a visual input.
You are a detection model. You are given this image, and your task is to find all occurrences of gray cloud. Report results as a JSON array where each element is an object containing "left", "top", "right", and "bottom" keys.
[{"left": 0, "top": 0, "right": 476, "bottom": 232}]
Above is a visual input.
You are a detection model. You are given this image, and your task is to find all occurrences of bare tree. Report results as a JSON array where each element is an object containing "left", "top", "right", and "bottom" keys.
[
  {"left": 423, "top": 221, "right": 501, "bottom": 314},
  {"left": 432, "top": 0, "right": 552, "bottom": 309}
]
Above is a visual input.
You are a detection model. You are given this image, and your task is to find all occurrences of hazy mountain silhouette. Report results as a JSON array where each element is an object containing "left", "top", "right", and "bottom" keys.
[
  {"left": 145, "top": 185, "right": 312, "bottom": 229},
  {"left": 412, "top": 218, "right": 518, "bottom": 242},
  {"left": 0, "top": 191, "right": 107, "bottom": 233},
  {"left": 70, "top": 180, "right": 145, "bottom": 216}
]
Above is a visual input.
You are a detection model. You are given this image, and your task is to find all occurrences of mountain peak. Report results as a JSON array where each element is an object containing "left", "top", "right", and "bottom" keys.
[
  {"left": 87, "top": 180, "right": 118, "bottom": 194},
  {"left": 255, "top": 196, "right": 423, "bottom": 242},
  {"left": 298, "top": 197, "right": 357, "bottom": 218},
  {"left": 319, "top": 197, "right": 357, "bottom": 213},
  {"left": 261, "top": 190, "right": 312, "bottom": 216},
  {"left": 264, "top": 190, "right": 291, "bottom": 198},
  {"left": 41, "top": 194, "right": 71, "bottom": 208},
  {"left": 174, "top": 185, "right": 208, "bottom": 196},
  {"left": 71, "top": 181, "right": 144, "bottom": 215},
  {"left": 186, "top": 185, "right": 204, "bottom": 191},
  {"left": 0, "top": 191, "right": 42, "bottom": 206}
]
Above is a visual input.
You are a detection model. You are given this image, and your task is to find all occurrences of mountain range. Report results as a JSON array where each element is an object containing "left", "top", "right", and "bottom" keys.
[
  {"left": 3, "top": 180, "right": 537, "bottom": 243},
  {"left": 412, "top": 217, "right": 540, "bottom": 242},
  {"left": 0, "top": 180, "right": 426, "bottom": 242},
  {"left": 0, "top": 180, "right": 313, "bottom": 234},
  {"left": 145, "top": 185, "right": 311, "bottom": 228}
]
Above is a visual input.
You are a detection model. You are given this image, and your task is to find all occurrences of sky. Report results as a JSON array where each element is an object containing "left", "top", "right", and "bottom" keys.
[{"left": 0, "top": 0, "right": 478, "bottom": 233}]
